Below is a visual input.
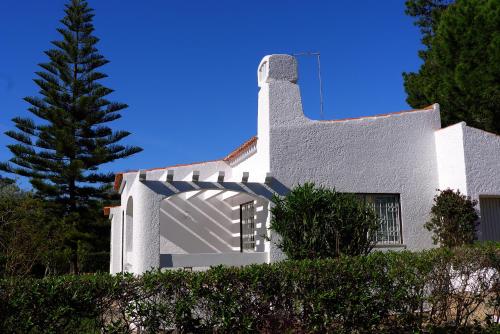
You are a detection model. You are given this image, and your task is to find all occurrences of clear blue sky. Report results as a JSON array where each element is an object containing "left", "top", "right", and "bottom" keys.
[{"left": 0, "top": 0, "right": 423, "bottom": 184}]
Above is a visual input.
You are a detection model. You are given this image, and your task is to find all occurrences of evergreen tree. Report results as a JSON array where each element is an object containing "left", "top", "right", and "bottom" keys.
[
  {"left": 1, "top": 0, "right": 142, "bottom": 272},
  {"left": 403, "top": 0, "right": 500, "bottom": 134},
  {"left": 404, "top": 0, "right": 453, "bottom": 49}
]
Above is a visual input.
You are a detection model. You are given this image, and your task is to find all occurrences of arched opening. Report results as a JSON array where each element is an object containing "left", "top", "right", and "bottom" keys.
[{"left": 125, "top": 196, "right": 133, "bottom": 253}]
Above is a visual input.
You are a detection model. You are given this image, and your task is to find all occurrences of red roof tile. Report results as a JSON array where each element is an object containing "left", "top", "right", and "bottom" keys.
[
  {"left": 103, "top": 205, "right": 120, "bottom": 217},
  {"left": 223, "top": 136, "right": 257, "bottom": 162}
]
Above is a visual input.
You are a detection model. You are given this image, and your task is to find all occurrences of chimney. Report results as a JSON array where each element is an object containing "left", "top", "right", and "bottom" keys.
[{"left": 256, "top": 54, "right": 306, "bottom": 172}]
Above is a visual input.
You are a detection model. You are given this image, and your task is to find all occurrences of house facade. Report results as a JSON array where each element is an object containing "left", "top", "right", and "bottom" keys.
[{"left": 106, "top": 54, "right": 500, "bottom": 275}]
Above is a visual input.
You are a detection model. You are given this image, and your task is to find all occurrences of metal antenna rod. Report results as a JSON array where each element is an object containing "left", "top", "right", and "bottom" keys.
[{"left": 292, "top": 51, "right": 325, "bottom": 119}]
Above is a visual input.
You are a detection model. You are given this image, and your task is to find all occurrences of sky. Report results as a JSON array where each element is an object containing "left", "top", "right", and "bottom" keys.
[{"left": 0, "top": 0, "right": 424, "bottom": 186}]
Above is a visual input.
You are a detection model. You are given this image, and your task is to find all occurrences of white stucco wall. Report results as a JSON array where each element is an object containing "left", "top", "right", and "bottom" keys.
[
  {"left": 117, "top": 172, "right": 164, "bottom": 274},
  {"left": 257, "top": 55, "right": 441, "bottom": 260},
  {"left": 434, "top": 122, "right": 468, "bottom": 193},
  {"left": 434, "top": 123, "right": 500, "bottom": 241},
  {"left": 116, "top": 157, "right": 271, "bottom": 273},
  {"left": 110, "top": 53, "right": 500, "bottom": 274},
  {"left": 463, "top": 126, "right": 500, "bottom": 240},
  {"left": 463, "top": 126, "right": 500, "bottom": 200},
  {"left": 109, "top": 208, "right": 122, "bottom": 274},
  {"left": 229, "top": 150, "right": 265, "bottom": 183}
]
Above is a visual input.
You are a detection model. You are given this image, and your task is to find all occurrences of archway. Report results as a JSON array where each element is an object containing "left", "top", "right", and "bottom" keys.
[{"left": 124, "top": 196, "right": 133, "bottom": 269}]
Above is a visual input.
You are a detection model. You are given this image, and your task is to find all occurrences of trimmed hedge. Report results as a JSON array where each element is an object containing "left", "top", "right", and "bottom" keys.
[{"left": 1, "top": 245, "right": 499, "bottom": 333}]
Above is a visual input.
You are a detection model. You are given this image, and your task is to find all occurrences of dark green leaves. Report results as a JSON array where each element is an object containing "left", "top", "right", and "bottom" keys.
[
  {"left": 1, "top": 0, "right": 142, "bottom": 274},
  {"left": 404, "top": 0, "right": 500, "bottom": 134},
  {"left": 425, "top": 188, "right": 479, "bottom": 247},
  {"left": 269, "top": 183, "right": 379, "bottom": 260},
  {"left": 3, "top": 0, "right": 142, "bottom": 205},
  {"left": 1, "top": 245, "right": 499, "bottom": 333}
]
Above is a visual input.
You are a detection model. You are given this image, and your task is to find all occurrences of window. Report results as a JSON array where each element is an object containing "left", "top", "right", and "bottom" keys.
[
  {"left": 240, "top": 201, "right": 256, "bottom": 251},
  {"left": 479, "top": 197, "right": 500, "bottom": 241},
  {"left": 359, "top": 194, "right": 402, "bottom": 245}
]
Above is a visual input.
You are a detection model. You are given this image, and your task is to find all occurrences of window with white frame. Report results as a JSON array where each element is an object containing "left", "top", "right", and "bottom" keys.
[
  {"left": 359, "top": 194, "right": 402, "bottom": 245},
  {"left": 240, "top": 201, "right": 256, "bottom": 251}
]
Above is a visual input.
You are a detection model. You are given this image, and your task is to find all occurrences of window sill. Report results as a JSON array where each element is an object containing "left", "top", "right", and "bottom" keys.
[{"left": 373, "top": 244, "right": 407, "bottom": 249}]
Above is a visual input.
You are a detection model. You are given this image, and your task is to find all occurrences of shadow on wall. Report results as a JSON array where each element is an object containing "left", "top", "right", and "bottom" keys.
[{"left": 159, "top": 191, "right": 269, "bottom": 254}]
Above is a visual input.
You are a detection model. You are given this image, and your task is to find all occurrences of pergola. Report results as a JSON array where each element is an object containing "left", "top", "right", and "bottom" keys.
[{"left": 109, "top": 170, "right": 289, "bottom": 273}]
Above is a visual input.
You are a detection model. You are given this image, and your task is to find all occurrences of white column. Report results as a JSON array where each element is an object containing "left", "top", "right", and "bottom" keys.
[
  {"left": 109, "top": 213, "right": 116, "bottom": 273},
  {"left": 131, "top": 181, "right": 163, "bottom": 274}
]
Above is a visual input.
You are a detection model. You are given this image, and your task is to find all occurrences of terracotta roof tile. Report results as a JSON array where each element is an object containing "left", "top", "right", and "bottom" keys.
[
  {"left": 103, "top": 205, "right": 120, "bottom": 217},
  {"left": 223, "top": 136, "right": 257, "bottom": 162},
  {"left": 113, "top": 173, "right": 124, "bottom": 192}
]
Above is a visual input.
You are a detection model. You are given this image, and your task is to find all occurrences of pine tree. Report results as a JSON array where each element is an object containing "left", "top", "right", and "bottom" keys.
[
  {"left": 1, "top": 0, "right": 142, "bottom": 272},
  {"left": 403, "top": 0, "right": 500, "bottom": 134}
]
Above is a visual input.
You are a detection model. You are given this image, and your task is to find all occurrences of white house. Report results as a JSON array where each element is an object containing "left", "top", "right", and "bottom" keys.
[{"left": 106, "top": 54, "right": 500, "bottom": 275}]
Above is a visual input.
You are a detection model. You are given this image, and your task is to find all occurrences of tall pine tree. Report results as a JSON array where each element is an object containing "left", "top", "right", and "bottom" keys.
[
  {"left": 1, "top": 0, "right": 142, "bottom": 272},
  {"left": 403, "top": 0, "right": 500, "bottom": 134}
]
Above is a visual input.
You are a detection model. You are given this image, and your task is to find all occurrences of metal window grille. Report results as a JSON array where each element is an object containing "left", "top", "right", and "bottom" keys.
[
  {"left": 240, "top": 201, "right": 256, "bottom": 251},
  {"left": 363, "top": 194, "right": 402, "bottom": 245}
]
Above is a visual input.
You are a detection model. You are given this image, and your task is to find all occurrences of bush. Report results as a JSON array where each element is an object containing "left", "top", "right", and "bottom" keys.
[
  {"left": 79, "top": 251, "right": 110, "bottom": 273},
  {"left": 269, "top": 183, "right": 379, "bottom": 259},
  {"left": 0, "top": 183, "right": 64, "bottom": 278},
  {"left": 426, "top": 189, "right": 479, "bottom": 247},
  {"left": 1, "top": 245, "right": 499, "bottom": 333}
]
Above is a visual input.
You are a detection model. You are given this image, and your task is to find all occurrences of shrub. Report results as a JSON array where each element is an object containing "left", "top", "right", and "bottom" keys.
[
  {"left": 426, "top": 189, "right": 479, "bottom": 247},
  {"left": 0, "top": 245, "right": 499, "bottom": 333},
  {"left": 0, "top": 183, "right": 64, "bottom": 278},
  {"left": 269, "top": 183, "right": 379, "bottom": 259}
]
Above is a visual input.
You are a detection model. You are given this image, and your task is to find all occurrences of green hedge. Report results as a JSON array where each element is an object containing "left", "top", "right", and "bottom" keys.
[{"left": 1, "top": 245, "right": 499, "bottom": 333}]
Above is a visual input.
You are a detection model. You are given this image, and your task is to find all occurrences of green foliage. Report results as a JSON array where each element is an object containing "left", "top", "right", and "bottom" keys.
[
  {"left": 0, "top": 245, "right": 499, "bottom": 333},
  {"left": 405, "top": 0, "right": 454, "bottom": 48},
  {"left": 404, "top": 0, "right": 500, "bottom": 134},
  {"left": 1, "top": 0, "right": 142, "bottom": 199},
  {"left": 0, "top": 0, "right": 140, "bottom": 273},
  {"left": 0, "top": 180, "right": 111, "bottom": 277},
  {"left": 425, "top": 189, "right": 479, "bottom": 248},
  {"left": 0, "top": 183, "right": 65, "bottom": 277},
  {"left": 269, "top": 183, "right": 379, "bottom": 259}
]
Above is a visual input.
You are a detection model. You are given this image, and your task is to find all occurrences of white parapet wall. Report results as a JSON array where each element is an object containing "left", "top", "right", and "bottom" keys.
[
  {"left": 257, "top": 55, "right": 441, "bottom": 258},
  {"left": 434, "top": 122, "right": 468, "bottom": 194},
  {"left": 463, "top": 125, "right": 500, "bottom": 200}
]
